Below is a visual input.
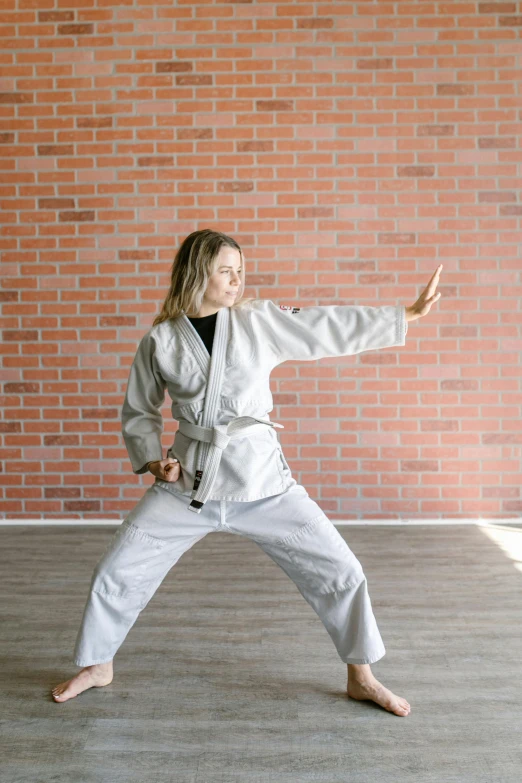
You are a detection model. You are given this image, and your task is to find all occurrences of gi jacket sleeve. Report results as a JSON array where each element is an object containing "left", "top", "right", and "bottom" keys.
[
  {"left": 251, "top": 299, "right": 408, "bottom": 363},
  {"left": 121, "top": 330, "right": 166, "bottom": 474}
]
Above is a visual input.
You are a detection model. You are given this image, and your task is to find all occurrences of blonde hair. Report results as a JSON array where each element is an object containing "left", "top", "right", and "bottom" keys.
[{"left": 152, "top": 229, "right": 255, "bottom": 325}]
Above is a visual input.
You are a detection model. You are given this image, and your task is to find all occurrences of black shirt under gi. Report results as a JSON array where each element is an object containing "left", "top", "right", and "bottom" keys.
[{"left": 187, "top": 310, "right": 218, "bottom": 356}]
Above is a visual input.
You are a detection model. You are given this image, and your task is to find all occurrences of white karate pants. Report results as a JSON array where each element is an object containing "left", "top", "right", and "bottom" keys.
[{"left": 73, "top": 482, "right": 386, "bottom": 667}]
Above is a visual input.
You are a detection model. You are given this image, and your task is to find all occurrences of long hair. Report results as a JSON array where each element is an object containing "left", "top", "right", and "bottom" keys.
[{"left": 152, "top": 229, "right": 255, "bottom": 325}]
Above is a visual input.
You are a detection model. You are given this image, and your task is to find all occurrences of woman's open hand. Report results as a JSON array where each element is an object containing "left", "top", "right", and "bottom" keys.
[
  {"left": 406, "top": 265, "right": 443, "bottom": 322},
  {"left": 148, "top": 458, "right": 181, "bottom": 483}
]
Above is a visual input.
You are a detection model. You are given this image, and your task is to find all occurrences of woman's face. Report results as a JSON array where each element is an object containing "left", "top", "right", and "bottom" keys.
[{"left": 200, "top": 246, "right": 242, "bottom": 315}]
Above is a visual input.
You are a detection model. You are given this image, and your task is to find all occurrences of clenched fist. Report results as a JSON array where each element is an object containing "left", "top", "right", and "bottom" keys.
[{"left": 147, "top": 458, "right": 181, "bottom": 483}]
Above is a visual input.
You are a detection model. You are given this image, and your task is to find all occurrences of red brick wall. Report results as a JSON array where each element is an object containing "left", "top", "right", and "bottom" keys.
[{"left": 1, "top": 3, "right": 520, "bottom": 520}]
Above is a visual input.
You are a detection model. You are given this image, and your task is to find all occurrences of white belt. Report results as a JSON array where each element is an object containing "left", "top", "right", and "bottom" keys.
[{"left": 179, "top": 416, "right": 284, "bottom": 513}]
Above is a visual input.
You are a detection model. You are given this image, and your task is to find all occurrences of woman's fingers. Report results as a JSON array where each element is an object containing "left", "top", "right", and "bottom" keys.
[
  {"left": 423, "top": 292, "right": 441, "bottom": 313},
  {"left": 426, "top": 264, "right": 442, "bottom": 290},
  {"left": 163, "top": 460, "right": 180, "bottom": 482},
  {"left": 420, "top": 266, "right": 442, "bottom": 303},
  {"left": 408, "top": 267, "right": 442, "bottom": 321},
  {"left": 426, "top": 265, "right": 442, "bottom": 296}
]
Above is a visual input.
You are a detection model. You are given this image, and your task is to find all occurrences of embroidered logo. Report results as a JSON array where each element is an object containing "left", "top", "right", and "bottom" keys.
[{"left": 279, "top": 305, "right": 301, "bottom": 314}]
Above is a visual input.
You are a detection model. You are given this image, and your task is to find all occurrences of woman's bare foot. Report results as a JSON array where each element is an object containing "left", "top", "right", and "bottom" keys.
[
  {"left": 52, "top": 661, "right": 113, "bottom": 703},
  {"left": 347, "top": 663, "right": 410, "bottom": 717}
]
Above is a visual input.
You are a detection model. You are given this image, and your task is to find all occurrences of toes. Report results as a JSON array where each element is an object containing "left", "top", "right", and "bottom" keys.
[{"left": 394, "top": 698, "right": 410, "bottom": 715}]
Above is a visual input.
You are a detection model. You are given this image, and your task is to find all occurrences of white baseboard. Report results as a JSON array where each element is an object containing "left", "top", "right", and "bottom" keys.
[{"left": 0, "top": 518, "right": 520, "bottom": 527}]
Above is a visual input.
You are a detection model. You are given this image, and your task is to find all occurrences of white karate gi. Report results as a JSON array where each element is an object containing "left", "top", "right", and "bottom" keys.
[{"left": 73, "top": 300, "right": 408, "bottom": 667}]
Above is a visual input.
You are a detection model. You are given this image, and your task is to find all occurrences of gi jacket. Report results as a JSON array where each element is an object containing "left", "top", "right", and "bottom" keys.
[{"left": 121, "top": 299, "right": 408, "bottom": 506}]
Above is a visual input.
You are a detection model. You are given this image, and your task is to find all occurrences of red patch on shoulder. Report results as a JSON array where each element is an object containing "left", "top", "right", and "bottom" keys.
[{"left": 279, "top": 304, "right": 301, "bottom": 314}]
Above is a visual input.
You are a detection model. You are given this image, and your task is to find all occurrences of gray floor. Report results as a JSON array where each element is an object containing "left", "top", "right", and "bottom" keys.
[{"left": 0, "top": 522, "right": 521, "bottom": 783}]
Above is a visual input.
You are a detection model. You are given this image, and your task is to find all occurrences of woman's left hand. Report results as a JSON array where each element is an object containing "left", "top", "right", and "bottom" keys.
[{"left": 405, "top": 265, "right": 443, "bottom": 322}]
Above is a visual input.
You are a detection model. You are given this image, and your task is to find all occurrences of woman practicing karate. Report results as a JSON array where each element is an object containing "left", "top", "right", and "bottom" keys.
[{"left": 52, "top": 229, "right": 442, "bottom": 715}]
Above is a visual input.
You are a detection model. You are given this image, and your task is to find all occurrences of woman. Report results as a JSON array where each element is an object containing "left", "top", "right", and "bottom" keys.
[{"left": 52, "top": 229, "right": 442, "bottom": 715}]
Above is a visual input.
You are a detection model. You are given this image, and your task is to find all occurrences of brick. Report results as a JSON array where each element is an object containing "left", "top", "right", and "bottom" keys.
[
  {"left": 38, "top": 11, "right": 75, "bottom": 22},
  {"left": 479, "top": 192, "right": 516, "bottom": 202},
  {"left": 297, "top": 18, "right": 334, "bottom": 29},
  {"left": 38, "top": 198, "right": 75, "bottom": 209},
  {"left": 479, "top": 4, "right": 516, "bottom": 12},
  {"left": 418, "top": 125, "right": 454, "bottom": 136},
  {"left": 397, "top": 166, "right": 435, "bottom": 177},
  {"left": 77, "top": 117, "right": 113, "bottom": 128},
  {"left": 178, "top": 128, "right": 213, "bottom": 139},
  {"left": 46, "top": 488, "right": 82, "bottom": 498},
  {"left": 499, "top": 15, "right": 522, "bottom": 24},
  {"left": 38, "top": 145, "right": 74, "bottom": 156},
  {"left": 64, "top": 501, "right": 101, "bottom": 512},
  {"left": 0, "top": 92, "right": 33, "bottom": 103},
  {"left": 57, "top": 24, "right": 94, "bottom": 35},
  {"left": 437, "top": 84, "right": 475, "bottom": 95},
  {"left": 478, "top": 137, "right": 516, "bottom": 147},
  {"left": 4, "top": 383, "right": 39, "bottom": 393},
  {"left": 58, "top": 211, "right": 95, "bottom": 221},
  {"left": 137, "top": 156, "right": 174, "bottom": 167},
  {"left": 3, "top": 330, "right": 38, "bottom": 341},
  {"left": 357, "top": 58, "right": 393, "bottom": 69},
  {"left": 177, "top": 75, "right": 213, "bottom": 85},
  {"left": 218, "top": 181, "right": 254, "bottom": 192},
  {"left": 155, "top": 61, "right": 192, "bottom": 72}
]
